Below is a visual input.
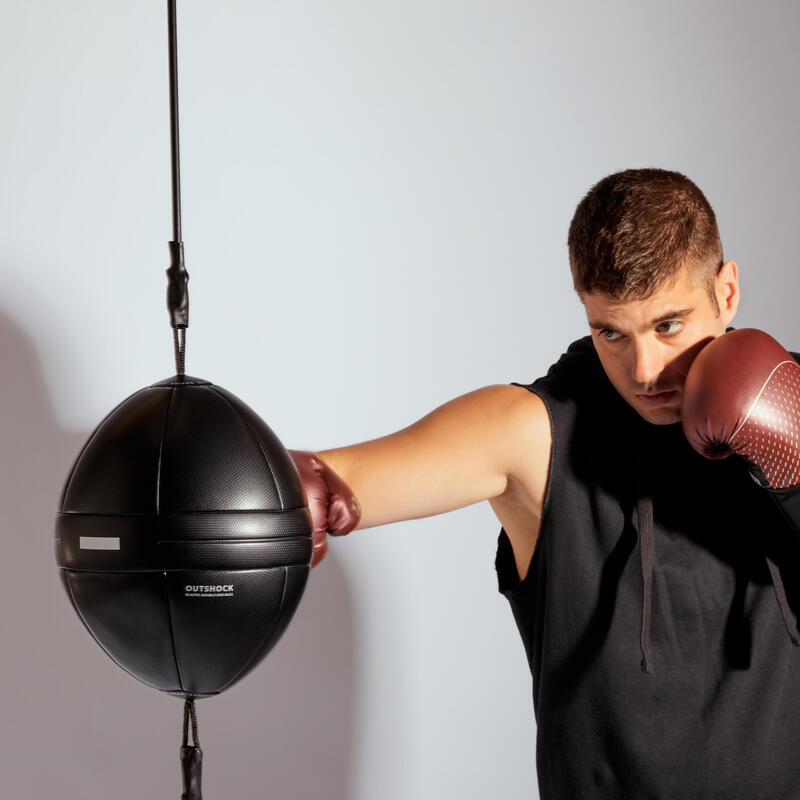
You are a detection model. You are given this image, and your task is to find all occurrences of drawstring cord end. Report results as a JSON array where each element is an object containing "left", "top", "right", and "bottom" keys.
[{"left": 765, "top": 556, "right": 800, "bottom": 646}]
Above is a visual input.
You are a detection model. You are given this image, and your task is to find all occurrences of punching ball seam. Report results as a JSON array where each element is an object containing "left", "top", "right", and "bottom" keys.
[
  {"left": 58, "top": 388, "right": 141, "bottom": 509},
  {"left": 209, "top": 385, "right": 288, "bottom": 510},
  {"left": 156, "top": 387, "right": 177, "bottom": 515},
  {"left": 217, "top": 565, "right": 290, "bottom": 694},
  {"left": 163, "top": 568, "right": 187, "bottom": 694}
]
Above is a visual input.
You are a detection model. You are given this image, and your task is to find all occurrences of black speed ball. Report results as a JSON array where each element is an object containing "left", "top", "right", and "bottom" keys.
[{"left": 55, "top": 374, "right": 313, "bottom": 699}]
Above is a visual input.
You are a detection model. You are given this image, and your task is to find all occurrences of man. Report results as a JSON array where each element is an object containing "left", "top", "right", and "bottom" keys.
[{"left": 291, "top": 168, "right": 800, "bottom": 797}]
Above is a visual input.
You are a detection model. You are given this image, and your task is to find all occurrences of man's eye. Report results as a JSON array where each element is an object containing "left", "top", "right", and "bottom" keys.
[
  {"left": 657, "top": 320, "right": 684, "bottom": 335},
  {"left": 600, "top": 329, "right": 622, "bottom": 341}
]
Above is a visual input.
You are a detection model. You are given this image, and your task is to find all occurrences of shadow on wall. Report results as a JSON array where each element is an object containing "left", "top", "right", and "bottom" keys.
[{"left": 0, "top": 308, "right": 356, "bottom": 800}]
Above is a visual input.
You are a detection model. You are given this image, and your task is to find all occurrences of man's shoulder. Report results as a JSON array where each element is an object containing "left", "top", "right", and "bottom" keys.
[
  {"left": 477, "top": 383, "right": 550, "bottom": 433},
  {"left": 473, "top": 385, "right": 551, "bottom": 468},
  {"left": 441, "top": 384, "right": 550, "bottom": 443}
]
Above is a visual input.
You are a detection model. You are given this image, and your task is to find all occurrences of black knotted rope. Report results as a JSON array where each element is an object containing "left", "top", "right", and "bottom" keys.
[{"left": 180, "top": 698, "right": 203, "bottom": 800}]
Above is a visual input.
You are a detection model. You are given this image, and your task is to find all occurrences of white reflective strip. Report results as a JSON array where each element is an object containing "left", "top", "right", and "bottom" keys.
[{"left": 79, "top": 537, "right": 120, "bottom": 551}]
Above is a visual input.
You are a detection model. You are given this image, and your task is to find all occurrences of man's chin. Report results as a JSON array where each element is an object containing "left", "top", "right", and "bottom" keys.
[{"left": 633, "top": 401, "right": 682, "bottom": 426}]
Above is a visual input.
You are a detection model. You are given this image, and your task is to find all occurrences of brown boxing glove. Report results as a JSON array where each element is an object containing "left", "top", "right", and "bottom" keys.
[
  {"left": 681, "top": 328, "right": 800, "bottom": 489},
  {"left": 288, "top": 450, "right": 361, "bottom": 568}
]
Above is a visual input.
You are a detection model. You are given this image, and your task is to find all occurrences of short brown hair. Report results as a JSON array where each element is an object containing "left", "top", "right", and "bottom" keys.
[{"left": 568, "top": 168, "right": 723, "bottom": 309}]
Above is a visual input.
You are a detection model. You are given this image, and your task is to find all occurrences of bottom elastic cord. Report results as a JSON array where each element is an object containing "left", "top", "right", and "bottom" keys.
[{"left": 180, "top": 699, "right": 203, "bottom": 800}]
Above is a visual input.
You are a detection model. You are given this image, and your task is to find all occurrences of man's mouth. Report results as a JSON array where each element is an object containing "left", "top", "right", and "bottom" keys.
[{"left": 635, "top": 389, "right": 678, "bottom": 407}]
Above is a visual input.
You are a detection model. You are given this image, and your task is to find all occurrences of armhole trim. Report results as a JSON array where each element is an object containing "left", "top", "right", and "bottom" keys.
[{"left": 506, "top": 381, "right": 556, "bottom": 589}]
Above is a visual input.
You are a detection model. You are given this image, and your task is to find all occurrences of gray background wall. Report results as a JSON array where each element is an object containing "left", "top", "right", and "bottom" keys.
[{"left": 2, "top": 1, "right": 799, "bottom": 798}]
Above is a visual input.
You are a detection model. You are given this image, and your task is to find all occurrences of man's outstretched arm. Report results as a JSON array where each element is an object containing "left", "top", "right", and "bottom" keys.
[{"left": 311, "top": 383, "right": 550, "bottom": 532}]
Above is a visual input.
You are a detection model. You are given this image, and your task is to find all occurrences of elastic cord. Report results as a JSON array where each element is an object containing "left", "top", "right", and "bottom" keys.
[{"left": 180, "top": 698, "right": 203, "bottom": 800}]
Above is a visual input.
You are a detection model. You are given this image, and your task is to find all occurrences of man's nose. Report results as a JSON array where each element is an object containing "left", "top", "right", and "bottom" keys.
[{"left": 631, "top": 338, "right": 664, "bottom": 387}]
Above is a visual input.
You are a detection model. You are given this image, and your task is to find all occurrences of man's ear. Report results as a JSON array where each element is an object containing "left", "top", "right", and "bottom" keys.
[{"left": 715, "top": 260, "right": 739, "bottom": 324}]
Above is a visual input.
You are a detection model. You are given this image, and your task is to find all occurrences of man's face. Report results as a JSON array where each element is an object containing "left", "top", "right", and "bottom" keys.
[{"left": 580, "top": 262, "right": 739, "bottom": 425}]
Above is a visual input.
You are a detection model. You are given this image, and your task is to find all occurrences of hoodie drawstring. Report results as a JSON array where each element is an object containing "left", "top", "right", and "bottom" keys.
[
  {"left": 765, "top": 557, "right": 800, "bottom": 646},
  {"left": 636, "top": 493, "right": 655, "bottom": 673},
  {"left": 633, "top": 435, "right": 655, "bottom": 674}
]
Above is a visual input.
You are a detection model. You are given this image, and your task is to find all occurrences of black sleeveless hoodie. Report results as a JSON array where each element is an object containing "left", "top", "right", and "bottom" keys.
[{"left": 495, "top": 334, "right": 800, "bottom": 799}]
